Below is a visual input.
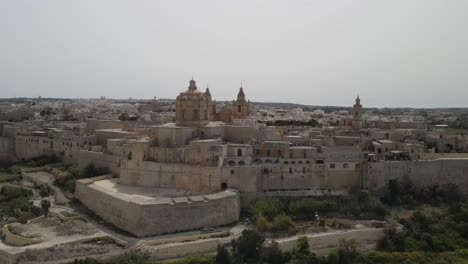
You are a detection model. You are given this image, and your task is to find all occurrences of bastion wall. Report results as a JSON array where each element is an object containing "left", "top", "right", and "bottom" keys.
[
  {"left": 366, "top": 158, "right": 468, "bottom": 195},
  {"left": 120, "top": 160, "right": 221, "bottom": 194},
  {"left": 75, "top": 176, "right": 240, "bottom": 237}
]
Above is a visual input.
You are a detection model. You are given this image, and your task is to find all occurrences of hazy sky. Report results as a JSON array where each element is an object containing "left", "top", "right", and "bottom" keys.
[{"left": 1, "top": 1, "right": 467, "bottom": 107}]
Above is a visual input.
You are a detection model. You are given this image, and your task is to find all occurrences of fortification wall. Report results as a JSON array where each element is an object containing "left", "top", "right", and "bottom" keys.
[
  {"left": 1, "top": 224, "right": 44, "bottom": 247},
  {"left": 367, "top": 159, "right": 468, "bottom": 195},
  {"left": 75, "top": 177, "right": 240, "bottom": 237},
  {"left": 78, "top": 150, "right": 121, "bottom": 175},
  {"left": 120, "top": 160, "right": 221, "bottom": 193},
  {"left": 221, "top": 166, "right": 260, "bottom": 193},
  {"left": 327, "top": 169, "right": 362, "bottom": 190}
]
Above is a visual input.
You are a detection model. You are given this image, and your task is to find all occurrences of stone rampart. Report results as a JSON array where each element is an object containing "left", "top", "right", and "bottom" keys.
[
  {"left": 75, "top": 176, "right": 240, "bottom": 237},
  {"left": 367, "top": 158, "right": 468, "bottom": 195},
  {"left": 120, "top": 160, "right": 221, "bottom": 193},
  {"left": 78, "top": 150, "right": 121, "bottom": 175},
  {"left": 1, "top": 224, "right": 44, "bottom": 247}
]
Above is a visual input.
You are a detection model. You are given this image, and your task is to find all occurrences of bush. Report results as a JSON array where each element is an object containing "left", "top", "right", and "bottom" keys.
[
  {"left": 256, "top": 214, "right": 271, "bottom": 232},
  {"left": 271, "top": 214, "right": 295, "bottom": 233},
  {"left": 55, "top": 164, "right": 111, "bottom": 193},
  {"left": 116, "top": 250, "right": 151, "bottom": 264},
  {"left": 165, "top": 256, "right": 213, "bottom": 264},
  {"left": 253, "top": 199, "right": 286, "bottom": 221},
  {"left": 288, "top": 199, "right": 337, "bottom": 219}
]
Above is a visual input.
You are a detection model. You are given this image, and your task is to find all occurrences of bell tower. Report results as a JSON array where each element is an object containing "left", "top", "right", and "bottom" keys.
[
  {"left": 232, "top": 84, "right": 250, "bottom": 120},
  {"left": 351, "top": 95, "right": 363, "bottom": 129}
]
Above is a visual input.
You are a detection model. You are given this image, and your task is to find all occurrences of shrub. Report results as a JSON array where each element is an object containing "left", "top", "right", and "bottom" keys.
[
  {"left": 255, "top": 214, "right": 271, "bottom": 232},
  {"left": 116, "top": 250, "right": 151, "bottom": 264},
  {"left": 271, "top": 214, "right": 295, "bottom": 233},
  {"left": 253, "top": 199, "right": 285, "bottom": 221}
]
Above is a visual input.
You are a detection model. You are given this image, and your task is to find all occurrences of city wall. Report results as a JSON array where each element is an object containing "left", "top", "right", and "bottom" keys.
[
  {"left": 120, "top": 160, "right": 221, "bottom": 194},
  {"left": 367, "top": 158, "right": 468, "bottom": 195},
  {"left": 75, "top": 176, "right": 240, "bottom": 237},
  {"left": 78, "top": 150, "right": 121, "bottom": 175}
]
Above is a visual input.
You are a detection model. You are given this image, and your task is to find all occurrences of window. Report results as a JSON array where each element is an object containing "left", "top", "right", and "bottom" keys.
[
  {"left": 343, "top": 163, "right": 349, "bottom": 168},
  {"left": 255, "top": 149, "right": 260, "bottom": 155},
  {"left": 315, "top": 160, "right": 324, "bottom": 164},
  {"left": 284, "top": 161, "right": 289, "bottom": 164},
  {"left": 266, "top": 150, "right": 271, "bottom": 157},
  {"left": 193, "top": 109, "right": 199, "bottom": 120},
  {"left": 289, "top": 168, "right": 292, "bottom": 174},
  {"left": 237, "top": 148, "right": 243, "bottom": 157},
  {"left": 230, "top": 170, "right": 235, "bottom": 175},
  {"left": 355, "top": 163, "right": 361, "bottom": 169},
  {"left": 238, "top": 160, "right": 246, "bottom": 166},
  {"left": 228, "top": 160, "right": 236, "bottom": 166},
  {"left": 303, "top": 168, "right": 306, "bottom": 173},
  {"left": 329, "top": 163, "right": 336, "bottom": 169},
  {"left": 238, "top": 105, "right": 242, "bottom": 113}
]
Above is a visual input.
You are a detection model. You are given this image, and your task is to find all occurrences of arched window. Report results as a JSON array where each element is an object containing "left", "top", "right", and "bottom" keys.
[
  {"left": 228, "top": 160, "right": 236, "bottom": 166},
  {"left": 265, "top": 159, "right": 272, "bottom": 164},
  {"left": 238, "top": 105, "right": 242, "bottom": 113},
  {"left": 238, "top": 160, "right": 246, "bottom": 166},
  {"left": 237, "top": 148, "right": 243, "bottom": 157}
]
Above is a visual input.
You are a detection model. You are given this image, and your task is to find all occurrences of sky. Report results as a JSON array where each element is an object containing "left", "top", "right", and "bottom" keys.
[{"left": 1, "top": 1, "right": 467, "bottom": 108}]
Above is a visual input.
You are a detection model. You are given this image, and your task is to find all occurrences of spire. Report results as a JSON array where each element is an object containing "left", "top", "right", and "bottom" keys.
[
  {"left": 205, "top": 84, "right": 211, "bottom": 97},
  {"left": 237, "top": 84, "right": 246, "bottom": 102}
]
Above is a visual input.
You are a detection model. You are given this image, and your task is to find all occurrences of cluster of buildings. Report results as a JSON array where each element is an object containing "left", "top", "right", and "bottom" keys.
[{"left": 1, "top": 79, "right": 468, "bottom": 237}]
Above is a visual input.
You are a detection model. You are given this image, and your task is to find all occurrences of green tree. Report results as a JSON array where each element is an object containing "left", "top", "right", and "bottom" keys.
[
  {"left": 40, "top": 199, "right": 51, "bottom": 216},
  {"left": 215, "top": 244, "right": 230, "bottom": 264},
  {"left": 337, "top": 239, "right": 359, "bottom": 264},
  {"left": 262, "top": 241, "right": 285, "bottom": 264},
  {"left": 232, "top": 230, "right": 265, "bottom": 263}
]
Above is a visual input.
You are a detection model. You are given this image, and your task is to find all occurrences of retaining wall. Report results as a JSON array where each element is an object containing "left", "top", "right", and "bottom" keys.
[{"left": 75, "top": 176, "right": 240, "bottom": 237}]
